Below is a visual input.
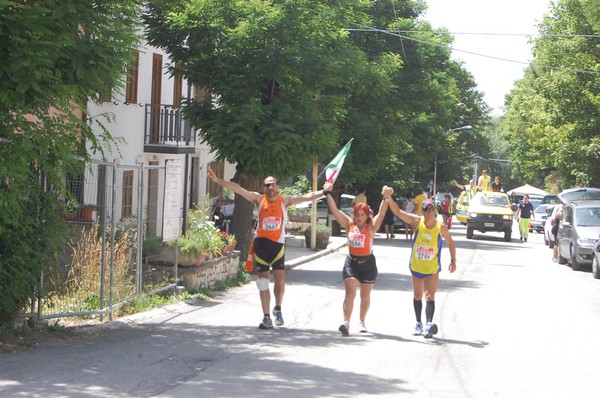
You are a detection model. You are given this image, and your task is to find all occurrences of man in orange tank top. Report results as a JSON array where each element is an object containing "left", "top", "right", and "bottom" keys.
[{"left": 208, "top": 166, "right": 326, "bottom": 330}]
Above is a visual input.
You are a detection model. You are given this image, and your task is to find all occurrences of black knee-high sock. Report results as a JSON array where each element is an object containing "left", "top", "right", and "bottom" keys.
[
  {"left": 413, "top": 299, "right": 422, "bottom": 323},
  {"left": 426, "top": 300, "right": 435, "bottom": 323}
]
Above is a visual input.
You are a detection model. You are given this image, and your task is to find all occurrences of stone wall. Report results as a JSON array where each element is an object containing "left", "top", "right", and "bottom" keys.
[{"left": 179, "top": 251, "right": 240, "bottom": 291}]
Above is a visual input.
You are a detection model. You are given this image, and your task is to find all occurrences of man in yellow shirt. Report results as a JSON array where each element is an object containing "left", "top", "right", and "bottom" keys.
[{"left": 478, "top": 170, "right": 491, "bottom": 191}]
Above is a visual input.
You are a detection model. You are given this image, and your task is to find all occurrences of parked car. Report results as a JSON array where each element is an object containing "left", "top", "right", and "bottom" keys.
[
  {"left": 466, "top": 191, "right": 516, "bottom": 242},
  {"left": 289, "top": 193, "right": 355, "bottom": 222},
  {"left": 530, "top": 203, "right": 553, "bottom": 233},
  {"left": 557, "top": 187, "right": 600, "bottom": 203},
  {"left": 545, "top": 187, "right": 600, "bottom": 248},
  {"left": 455, "top": 190, "right": 470, "bottom": 225},
  {"left": 540, "top": 194, "right": 561, "bottom": 205},
  {"left": 529, "top": 198, "right": 542, "bottom": 210},
  {"left": 556, "top": 200, "right": 600, "bottom": 271}
]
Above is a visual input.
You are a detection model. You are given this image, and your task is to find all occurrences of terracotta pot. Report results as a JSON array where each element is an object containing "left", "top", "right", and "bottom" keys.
[
  {"left": 195, "top": 251, "right": 208, "bottom": 267},
  {"left": 65, "top": 211, "right": 78, "bottom": 221},
  {"left": 80, "top": 208, "right": 94, "bottom": 222}
]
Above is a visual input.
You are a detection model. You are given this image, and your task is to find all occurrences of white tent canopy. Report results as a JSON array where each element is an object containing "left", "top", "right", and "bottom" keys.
[{"left": 507, "top": 183, "right": 547, "bottom": 197}]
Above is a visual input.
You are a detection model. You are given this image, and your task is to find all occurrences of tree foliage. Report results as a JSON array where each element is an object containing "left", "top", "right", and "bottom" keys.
[
  {"left": 0, "top": 0, "right": 142, "bottom": 324},
  {"left": 144, "top": 0, "right": 488, "bottom": 253},
  {"left": 502, "top": 0, "right": 600, "bottom": 189}
]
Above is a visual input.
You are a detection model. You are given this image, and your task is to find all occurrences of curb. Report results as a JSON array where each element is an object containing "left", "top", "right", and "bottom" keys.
[{"left": 285, "top": 240, "right": 347, "bottom": 270}]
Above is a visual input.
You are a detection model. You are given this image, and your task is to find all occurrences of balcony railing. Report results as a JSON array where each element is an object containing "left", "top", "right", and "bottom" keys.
[{"left": 144, "top": 104, "right": 195, "bottom": 153}]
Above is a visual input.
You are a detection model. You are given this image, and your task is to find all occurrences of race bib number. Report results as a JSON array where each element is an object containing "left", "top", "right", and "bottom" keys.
[
  {"left": 261, "top": 216, "right": 282, "bottom": 231},
  {"left": 348, "top": 232, "right": 366, "bottom": 248},
  {"left": 415, "top": 244, "right": 434, "bottom": 261}
]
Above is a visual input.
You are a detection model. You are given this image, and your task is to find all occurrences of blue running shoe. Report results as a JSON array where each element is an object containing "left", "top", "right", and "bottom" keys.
[
  {"left": 423, "top": 322, "right": 438, "bottom": 338},
  {"left": 272, "top": 308, "right": 284, "bottom": 326},
  {"left": 258, "top": 316, "right": 273, "bottom": 329}
]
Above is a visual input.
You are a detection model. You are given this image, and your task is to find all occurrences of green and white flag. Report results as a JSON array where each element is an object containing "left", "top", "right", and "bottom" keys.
[{"left": 325, "top": 139, "right": 353, "bottom": 184}]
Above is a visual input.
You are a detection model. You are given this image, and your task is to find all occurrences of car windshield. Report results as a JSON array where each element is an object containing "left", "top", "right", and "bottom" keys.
[
  {"left": 477, "top": 195, "right": 509, "bottom": 207},
  {"left": 535, "top": 204, "right": 552, "bottom": 215},
  {"left": 575, "top": 207, "right": 600, "bottom": 227}
]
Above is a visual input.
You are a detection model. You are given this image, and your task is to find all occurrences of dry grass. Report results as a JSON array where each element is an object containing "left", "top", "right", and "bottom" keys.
[{"left": 45, "top": 220, "right": 137, "bottom": 315}]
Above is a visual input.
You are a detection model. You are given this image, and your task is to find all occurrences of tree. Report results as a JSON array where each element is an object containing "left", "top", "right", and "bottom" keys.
[
  {"left": 0, "top": 0, "right": 142, "bottom": 324},
  {"left": 502, "top": 0, "right": 600, "bottom": 188},
  {"left": 144, "top": 0, "right": 398, "bottom": 255}
]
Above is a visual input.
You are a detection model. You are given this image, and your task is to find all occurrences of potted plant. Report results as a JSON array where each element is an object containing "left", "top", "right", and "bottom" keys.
[
  {"left": 176, "top": 204, "right": 224, "bottom": 265},
  {"left": 227, "top": 233, "right": 237, "bottom": 252},
  {"left": 80, "top": 204, "right": 97, "bottom": 222},
  {"left": 304, "top": 224, "right": 331, "bottom": 250},
  {"left": 64, "top": 200, "right": 79, "bottom": 221}
]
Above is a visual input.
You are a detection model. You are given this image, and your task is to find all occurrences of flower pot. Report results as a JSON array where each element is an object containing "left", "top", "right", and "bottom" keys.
[
  {"left": 195, "top": 251, "right": 208, "bottom": 267},
  {"left": 80, "top": 208, "right": 94, "bottom": 222},
  {"left": 65, "top": 211, "right": 78, "bottom": 221},
  {"left": 304, "top": 231, "right": 330, "bottom": 250}
]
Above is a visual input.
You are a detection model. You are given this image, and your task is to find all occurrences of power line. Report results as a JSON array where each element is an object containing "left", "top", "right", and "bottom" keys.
[
  {"left": 349, "top": 30, "right": 600, "bottom": 39},
  {"left": 346, "top": 28, "right": 600, "bottom": 76}
]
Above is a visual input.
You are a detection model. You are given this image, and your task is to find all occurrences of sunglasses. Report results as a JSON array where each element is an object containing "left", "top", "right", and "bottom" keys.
[
  {"left": 423, "top": 207, "right": 436, "bottom": 212},
  {"left": 264, "top": 182, "right": 277, "bottom": 188}
]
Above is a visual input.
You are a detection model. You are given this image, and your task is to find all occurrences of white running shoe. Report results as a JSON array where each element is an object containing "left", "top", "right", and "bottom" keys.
[{"left": 413, "top": 322, "right": 423, "bottom": 336}]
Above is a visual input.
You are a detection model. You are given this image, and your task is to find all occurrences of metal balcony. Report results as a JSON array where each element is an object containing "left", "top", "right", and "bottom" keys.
[{"left": 143, "top": 104, "right": 196, "bottom": 154}]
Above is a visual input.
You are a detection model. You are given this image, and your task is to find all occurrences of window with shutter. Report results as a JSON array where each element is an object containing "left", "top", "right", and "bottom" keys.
[
  {"left": 173, "top": 61, "right": 183, "bottom": 107},
  {"left": 125, "top": 51, "right": 139, "bottom": 104},
  {"left": 122, "top": 170, "right": 134, "bottom": 219}
]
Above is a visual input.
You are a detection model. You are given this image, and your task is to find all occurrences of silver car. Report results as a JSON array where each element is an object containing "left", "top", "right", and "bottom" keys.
[
  {"left": 545, "top": 187, "right": 600, "bottom": 248},
  {"left": 530, "top": 203, "right": 553, "bottom": 233},
  {"left": 557, "top": 200, "right": 600, "bottom": 271}
]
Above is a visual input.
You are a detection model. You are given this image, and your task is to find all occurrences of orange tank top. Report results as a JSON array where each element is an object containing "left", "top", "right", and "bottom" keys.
[
  {"left": 347, "top": 223, "right": 372, "bottom": 256},
  {"left": 257, "top": 194, "right": 286, "bottom": 243}
]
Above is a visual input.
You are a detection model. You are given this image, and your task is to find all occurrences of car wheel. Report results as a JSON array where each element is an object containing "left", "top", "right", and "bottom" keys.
[
  {"left": 557, "top": 245, "right": 568, "bottom": 265},
  {"left": 549, "top": 238, "right": 554, "bottom": 249},
  {"left": 592, "top": 257, "right": 600, "bottom": 279},
  {"left": 466, "top": 226, "right": 473, "bottom": 239},
  {"left": 504, "top": 228, "right": 511, "bottom": 242},
  {"left": 570, "top": 246, "right": 582, "bottom": 271}
]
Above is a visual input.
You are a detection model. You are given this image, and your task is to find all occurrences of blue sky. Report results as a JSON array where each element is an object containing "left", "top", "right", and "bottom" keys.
[{"left": 423, "top": 0, "right": 552, "bottom": 115}]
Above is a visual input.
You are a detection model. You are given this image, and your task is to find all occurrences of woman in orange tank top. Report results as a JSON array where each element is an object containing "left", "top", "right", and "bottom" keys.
[{"left": 323, "top": 182, "right": 389, "bottom": 336}]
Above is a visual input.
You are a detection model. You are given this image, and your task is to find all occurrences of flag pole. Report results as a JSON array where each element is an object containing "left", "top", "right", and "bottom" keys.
[{"left": 311, "top": 154, "right": 318, "bottom": 250}]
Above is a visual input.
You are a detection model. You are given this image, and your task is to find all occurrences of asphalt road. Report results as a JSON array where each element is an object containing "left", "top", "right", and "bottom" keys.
[{"left": 1, "top": 220, "right": 599, "bottom": 397}]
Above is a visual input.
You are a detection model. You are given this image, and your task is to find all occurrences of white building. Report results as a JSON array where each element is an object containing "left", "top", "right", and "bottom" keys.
[{"left": 81, "top": 41, "right": 235, "bottom": 238}]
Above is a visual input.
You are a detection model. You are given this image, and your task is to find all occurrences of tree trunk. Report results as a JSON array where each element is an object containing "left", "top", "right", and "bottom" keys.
[{"left": 230, "top": 170, "right": 262, "bottom": 261}]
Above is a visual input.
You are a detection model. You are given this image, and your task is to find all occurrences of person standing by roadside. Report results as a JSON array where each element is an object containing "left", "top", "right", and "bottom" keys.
[
  {"left": 323, "top": 182, "right": 388, "bottom": 336},
  {"left": 207, "top": 166, "right": 326, "bottom": 330},
  {"left": 413, "top": 188, "right": 428, "bottom": 216},
  {"left": 384, "top": 187, "right": 457, "bottom": 339},
  {"left": 478, "top": 170, "right": 491, "bottom": 192},
  {"left": 403, "top": 192, "right": 415, "bottom": 240},
  {"left": 516, "top": 195, "right": 535, "bottom": 242},
  {"left": 440, "top": 194, "right": 453, "bottom": 229},
  {"left": 551, "top": 206, "right": 563, "bottom": 262},
  {"left": 383, "top": 197, "right": 396, "bottom": 239}
]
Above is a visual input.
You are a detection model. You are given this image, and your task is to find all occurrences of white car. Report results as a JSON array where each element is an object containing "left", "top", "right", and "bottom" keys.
[{"left": 289, "top": 194, "right": 355, "bottom": 222}]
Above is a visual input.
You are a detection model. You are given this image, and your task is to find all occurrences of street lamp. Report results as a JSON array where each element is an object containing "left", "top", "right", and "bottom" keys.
[{"left": 433, "top": 125, "right": 473, "bottom": 198}]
